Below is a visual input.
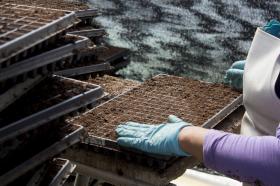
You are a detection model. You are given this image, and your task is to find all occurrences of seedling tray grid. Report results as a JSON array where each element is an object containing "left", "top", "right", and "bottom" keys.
[
  {"left": 0, "top": 3, "right": 77, "bottom": 63},
  {"left": 70, "top": 75, "right": 242, "bottom": 152},
  {"left": 2, "top": 0, "right": 90, "bottom": 11}
]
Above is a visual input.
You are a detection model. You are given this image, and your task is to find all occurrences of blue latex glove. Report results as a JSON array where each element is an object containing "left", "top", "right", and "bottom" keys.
[
  {"left": 263, "top": 19, "right": 280, "bottom": 38},
  {"left": 224, "top": 60, "right": 245, "bottom": 90},
  {"left": 116, "top": 115, "right": 192, "bottom": 156}
]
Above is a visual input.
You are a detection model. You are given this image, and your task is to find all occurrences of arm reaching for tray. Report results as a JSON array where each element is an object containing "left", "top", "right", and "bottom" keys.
[
  {"left": 116, "top": 116, "right": 280, "bottom": 185},
  {"left": 201, "top": 126, "right": 280, "bottom": 185}
]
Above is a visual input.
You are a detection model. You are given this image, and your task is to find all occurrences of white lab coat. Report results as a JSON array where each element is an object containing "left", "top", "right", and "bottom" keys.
[{"left": 241, "top": 28, "right": 280, "bottom": 185}]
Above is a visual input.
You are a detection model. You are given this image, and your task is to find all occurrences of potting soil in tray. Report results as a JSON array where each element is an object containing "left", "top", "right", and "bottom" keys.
[
  {"left": 71, "top": 75, "right": 240, "bottom": 140},
  {"left": 0, "top": 77, "right": 90, "bottom": 128},
  {"left": 86, "top": 75, "right": 141, "bottom": 97}
]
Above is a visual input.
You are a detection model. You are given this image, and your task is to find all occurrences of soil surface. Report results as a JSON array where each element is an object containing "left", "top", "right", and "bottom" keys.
[
  {"left": 71, "top": 75, "right": 240, "bottom": 140},
  {"left": 0, "top": 77, "right": 90, "bottom": 127},
  {"left": 86, "top": 75, "right": 140, "bottom": 97}
]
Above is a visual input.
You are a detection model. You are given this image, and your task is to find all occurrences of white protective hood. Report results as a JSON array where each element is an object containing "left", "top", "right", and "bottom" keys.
[{"left": 242, "top": 28, "right": 280, "bottom": 136}]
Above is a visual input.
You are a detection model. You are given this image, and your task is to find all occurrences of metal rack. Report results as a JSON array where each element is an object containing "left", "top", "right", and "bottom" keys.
[
  {"left": 0, "top": 3, "right": 78, "bottom": 64},
  {"left": 0, "top": 75, "right": 104, "bottom": 143}
]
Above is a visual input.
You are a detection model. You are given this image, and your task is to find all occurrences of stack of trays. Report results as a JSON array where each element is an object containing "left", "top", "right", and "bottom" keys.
[
  {"left": 67, "top": 75, "right": 242, "bottom": 184},
  {"left": 15, "top": 158, "right": 76, "bottom": 186},
  {"left": 55, "top": 46, "right": 130, "bottom": 78},
  {"left": 1, "top": 0, "right": 132, "bottom": 78},
  {"left": 0, "top": 3, "right": 84, "bottom": 90},
  {"left": 0, "top": 76, "right": 105, "bottom": 185},
  {"left": 0, "top": 3, "right": 107, "bottom": 185}
]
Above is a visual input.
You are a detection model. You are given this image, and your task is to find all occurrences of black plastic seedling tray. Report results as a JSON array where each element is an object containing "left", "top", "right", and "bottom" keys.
[
  {"left": 0, "top": 124, "right": 84, "bottom": 186},
  {"left": 0, "top": 3, "right": 79, "bottom": 64},
  {"left": 48, "top": 158, "right": 76, "bottom": 186},
  {"left": 69, "top": 75, "right": 242, "bottom": 169},
  {"left": 54, "top": 46, "right": 112, "bottom": 77},
  {"left": 0, "top": 75, "right": 104, "bottom": 143},
  {"left": 0, "top": 76, "right": 44, "bottom": 112},
  {"left": 75, "top": 9, "right": 100, "bottom": 19},
  {"left": 54, "top": 46, "right": 130, "bottom": 77},
  {"left": 0, "top": 34, "right": 90, "bottom": 85},
  {"left": 68, "top": 28, "right": 107, "bottom": 38},
  {"left": 98, "top": 46, "right": 130, "bottom": 64},
  {"left": 55, "top": 62, "right": 112, "bottom": 77},
  {"left": 25, "top": 158, "right": 75, "bottom": 186}
]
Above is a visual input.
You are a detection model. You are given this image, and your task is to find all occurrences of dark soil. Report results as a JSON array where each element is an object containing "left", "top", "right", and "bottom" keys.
[
  {"left": 0, "top": 122, "right": 77, "bottom": 176},
  {"left": 0, "top": 77, "right": 90, "bottom": 127},
  {"left": 71, "top": 75, "right": 240, "bottom": 140},
  {"left": 86, "top": 75, "right": 140, "bottom": 97}
]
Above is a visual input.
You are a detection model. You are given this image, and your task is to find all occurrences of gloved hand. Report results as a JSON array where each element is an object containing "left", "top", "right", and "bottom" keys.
[
  {"left": 263, "top": 19, "right": 280, "bottom": 38},
  {"left": 116, "top": 115, "right": 192, "bottom": 156},
  {"left": 224, "top": 60, "right": 245, "bottom": 90}
]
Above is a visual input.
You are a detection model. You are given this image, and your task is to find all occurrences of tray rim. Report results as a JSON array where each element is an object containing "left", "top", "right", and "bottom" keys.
[
  {"left": 0, "top": 124, "right": 84, "bottom": 186},
  {"left": 55, "top": 62, "right": 112, "bottom": 77},
  {"left": 0, "top": 75, "right": 104, "bottom": 143},
  {"left": 75, "top": 9, "right": 100, "bottom": 18},
  {"left": 0, "top": 76, "right": 44, "bottom": 112},
  {"left": 49, "top": 158, "right": 76, "bottom": 186},
  {"left": 69, "top": 74, "right": 243, "bottom": 159},
  {"left": 0, "top": 4, "right": 79, "bottom": 63},
  {"left": 0, "top": 34, "right": 90, "bottom": 82},
  {"left": 67, "top": 28, "right": 107, "bottom": 38}
]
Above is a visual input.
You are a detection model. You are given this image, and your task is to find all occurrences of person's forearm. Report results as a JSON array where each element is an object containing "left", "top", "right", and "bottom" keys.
[
  {"left": 178, "top": 126, "right": 208, "bottom": 161},
  {"left": 179, "top": 127, "right": 280, "bottom": 185}
]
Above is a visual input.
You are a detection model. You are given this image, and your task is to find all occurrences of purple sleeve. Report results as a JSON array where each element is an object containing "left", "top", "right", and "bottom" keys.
[{"left": 203, "top": 125, "right": 280, "bottom": 186}]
